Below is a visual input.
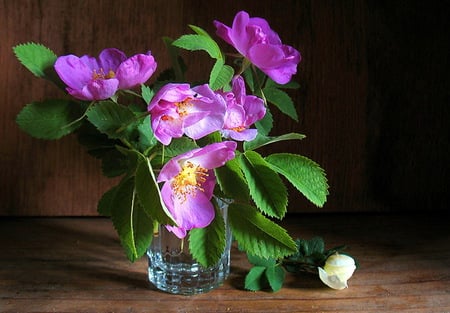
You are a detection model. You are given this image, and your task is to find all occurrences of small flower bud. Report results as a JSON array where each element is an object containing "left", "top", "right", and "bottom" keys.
[{"left": 318, "top": 253, "right": 356, "bottom": 290}]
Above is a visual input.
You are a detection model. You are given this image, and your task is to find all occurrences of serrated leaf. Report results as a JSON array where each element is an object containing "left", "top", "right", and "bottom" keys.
[
  {"left": 137, "top": 116, "right": 157, "bottom": 153},
  {"left": 308, "top": 236, "right": 325, "bottom": 255},
  {"left": 100, "top": 148, "right": 129, "bottom": 177},
  {"left": 86, "top": 101, "right": 137, "bottom": 140},
  {"left": 164, "top": 137, "right": 198, "bottom": 158},
  {"left": 187, "top": 24, "right": 225, "bottom": 60},
  {"left": 110, "top": 177, "right": 154, "bottom": 262},
  {"left": 97, "top": 185, "right": 118, "bottom": 216},
  {"left": 13, "top": 42, "right": 57, "bottom": 78},
  {"left": 141, "top": 85, "right": 154, "bottom": 104},
  {"left": 255, "top": 109, "right": 273, "bottom": 136},
  {"left": 135, "top": 158, "right": 176, "bottom": 226},
  {"left": 243, "top": 66, "right": 267, "bottom": 94},
  {"left": 265, "top": 153, "right": 329, "bottom": 207},
  {"left": 76, "top": 123, "right": 129, "bottom": 177},
  {"left": 189, "top": 206, "right": 226, "bottom": 267},
  {"left": 244, "top": 132, "right": 306, "bottom": 151},
  {"left": 263, "top": 87, "right": 298, "bottom": 121},
  {"left": 244, "top": 266, "right": 267, "bottom": 291},
  {"left": 265, "top": 265, "right": 285, "bottom": 292},
  {"left": 16, "top": 100, "right": 84, "bottom": 139},
  {"left": 188, "top": 24, "right": 213, "bottom": 38},
  {"left": 247, "top": 254, "right": 276, "bottom": 267},
  {"left": 239, "top": 151, "right": 287, "bottom": 219},
  {"left": 214, "top": 158, "right": 249, "bottom": 201},
  {"left": 172, "top": 34, "right": 220, "bottom": 59},
  {"left": 209, "top": 59, "right": 234, "bottom": 90},
  {"left": 228, "top": 203, "right": 296, "bottom": 259}
]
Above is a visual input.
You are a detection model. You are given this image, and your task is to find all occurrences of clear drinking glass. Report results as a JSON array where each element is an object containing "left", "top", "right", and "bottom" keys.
[{"left": 147, "top": 198, "right": 232, "bottom": 295}]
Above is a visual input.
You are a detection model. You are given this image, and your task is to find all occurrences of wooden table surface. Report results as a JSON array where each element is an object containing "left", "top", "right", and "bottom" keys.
[{"left": 1, "top": 214, "right": 449, "bottom": 313}]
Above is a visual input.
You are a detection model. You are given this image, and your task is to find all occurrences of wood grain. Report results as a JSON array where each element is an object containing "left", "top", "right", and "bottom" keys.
[
  {"left": 1, "top": 0, "right": 448, "bottom": 215},
  {"left": 1, "top": 214, "right": 449, "bottom": 312}
]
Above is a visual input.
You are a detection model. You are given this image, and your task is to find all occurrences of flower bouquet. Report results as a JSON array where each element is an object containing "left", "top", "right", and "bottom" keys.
[{"left": 13, "top": 11, "right": 348, "bottom": 293}]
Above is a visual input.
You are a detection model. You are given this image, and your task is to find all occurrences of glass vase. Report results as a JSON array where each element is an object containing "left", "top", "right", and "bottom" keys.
[{"left": 147, "top": 198, "right": 232, "bottom": 295}]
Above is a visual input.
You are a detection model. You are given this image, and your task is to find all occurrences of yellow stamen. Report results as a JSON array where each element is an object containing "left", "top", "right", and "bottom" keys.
[
  {"left": 92, "top": 68, "right": 116, "bottom": 80},
  {"left": 171, "top": 161, "right": 208, "bottom": 202},
  {"left": 231, "top": 126, "right": 246, "bottom": 132},
  {"left": 175, "top": 98, "right": 193, "bottom": 117}
]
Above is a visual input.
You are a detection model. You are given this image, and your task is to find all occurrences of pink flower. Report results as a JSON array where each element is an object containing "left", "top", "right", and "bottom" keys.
[
  {"left": 158, "top": 141, "right": 237, "bottom": 238},
  {"left": 148, "top": 83, "right": 226, "bottom": 145},
  {"left": 54, "top": 48, "right": 156, "bottom": 101},
  {"left": 214, "top": 11, "right": 301, "bottom": 84},
  {"left": 218, "top": 76, "right": 266, "bottom": 141}
]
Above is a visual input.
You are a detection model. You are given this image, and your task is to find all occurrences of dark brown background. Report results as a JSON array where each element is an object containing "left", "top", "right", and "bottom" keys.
[{"left": 1, "top": 0, "right": 448, "bottom": 216}]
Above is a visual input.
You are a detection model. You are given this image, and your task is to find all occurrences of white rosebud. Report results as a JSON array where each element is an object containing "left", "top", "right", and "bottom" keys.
[{"left": 318, "top": 253, "right": 356, "bottom": 290}]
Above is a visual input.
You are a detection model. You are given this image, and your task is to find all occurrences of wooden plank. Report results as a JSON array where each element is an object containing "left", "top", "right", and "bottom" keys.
[{"left": 0, "top": 214, "right": 449, "bottom": 312}]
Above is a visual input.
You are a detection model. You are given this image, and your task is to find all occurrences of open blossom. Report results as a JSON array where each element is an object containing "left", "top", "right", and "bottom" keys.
[
  {"left": 218, "top": 76, "right": 266, "bottom": 141},
  {"left": 214, "top": 11, "right": 301, "bottom": 85},
  {"left": 157, "top": 141, "right": 237, "bottom": 238},
  {"left": 148, "top": 83, "right": 226, "bottom": 145},
  {"left": 54, "top": 48, "right": 156, "bottom": 100},
  {"left": 318, "top": 253, "right": 356, "bottom": 290}
]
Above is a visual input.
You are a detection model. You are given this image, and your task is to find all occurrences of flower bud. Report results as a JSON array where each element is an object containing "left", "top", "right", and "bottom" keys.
[{"left": 318, "top": 253, "right": 356, "bottom": 290}]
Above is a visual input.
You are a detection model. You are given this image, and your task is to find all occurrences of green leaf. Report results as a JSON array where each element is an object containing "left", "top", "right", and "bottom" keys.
[
  {"left": 308, "top": 236, "right": 326, "bottom": 255},
  {"left": 209, "top": 59, "right": 234, "bottom": 90},
  {"left": 247, "top": 254, "right": 276, "bottom": 267},
  {"left": 13, "top": 42, "right": 57, "bottom": 78},
  {"left": 110, "top": 177, "right": 154, "bottom": 262},
  {"left": 135, "top": 158, "right": 176, "bottom": 225},
  {"left": 100, "top": 148, "right": 129, "bottom": 177},
  {"left": 239, "top": 151, "right": 288, "bottom": 219},
  {"left": 137, "top": 116, "right": 157, "bottom": 153},
  {"left": 265, "top": 153, "right": 329, "bottom": 207},
  {"left": 265, "top": 265, "right": 285, "bottom": 292},
  {"left": 255, "top": 109, "right": 273, "bottom": 136},
  {"left": 141, "top": 85, "right": 154, "bottom": 104},
  {"left": 16, "top": 100, "right": 84, "bottom": 139},
  {"left": 164, "top": 137, "right": 198, "bottom": 158},
  {"left": 97, "top": 186, "right": 118, "bottom": 216},
  {"left": 188, "top": 24, "right": 213, "bottom": 39},
  {"left": 263, "top": 87, "right": 298, "bottom": 121},
  {"left": 76, "top": 124, "right": 129, "bottom": 177},
  {"left": 244, "top": 132, "right": 306, "bottom": 151},
  {"left": 214, "top": 157, "right": 250, "bottom": 201},
  {"left": 187, "top": 24, "right": 225, "bottom": 60},
  {"left": 114, "top": 145, "right": 142, "bottom": 176},
  {"left": 189, "top": 206, "right": 226, "bottom": 267},
  {"left": 172, "top": 34, "right": 221, "bottom": 59},
  {"left": 228, "top": 203, "right": 296, "bottom": 259},
  {"left": 243, "top": 66, "right": 267, "bottom": 94},
  {"left": 245, "top": 266, "right": 267, "bottom": 291},
  {"left": 86, "top": 101, "right": 137, "bottom": 140}
]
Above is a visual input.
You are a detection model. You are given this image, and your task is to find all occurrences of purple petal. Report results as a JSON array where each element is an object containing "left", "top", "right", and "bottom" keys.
[
  {"left": 248, "top": 44, "right": 301, "bottom": 84},
  {"left": 116, "top": 52, "right": 157, "bottom": 89},
  {"left": 54, "top": 55, "right": 92, "bottom": 90},
  {"left": 226, "top": 128, "right": 258, "bottom": 141},
  {"left": 214, "top": 11, "right": 301, "bottom": 84},
  {"left": 98, "top": 48, "right": 126, "bottom": 73},
  {"left": 187, "top": 141, "right": 237, "bottom": 169},
  {"left": 165, "top": 192, "right": 215, "bottom": 239},
  {"left": 69, "top": 78, "right": 119, "bottom": 101}
]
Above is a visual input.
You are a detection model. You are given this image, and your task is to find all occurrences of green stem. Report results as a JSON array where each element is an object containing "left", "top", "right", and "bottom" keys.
[
  {"left": 115, "top": 111, "right": 151, "bottom": 135},
  {"left": 62, "top": 101, "right": 95, "bottom": 129}
]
